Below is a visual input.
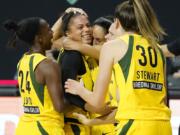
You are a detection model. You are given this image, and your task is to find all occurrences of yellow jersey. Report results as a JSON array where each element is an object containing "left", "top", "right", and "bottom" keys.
[
  {"left": 87, "top": 57, "right": 118, "bottom": 135},
  {"left": 88, "top": 58, "right": 119, "bottom": 107},
  {"left": 17, "top": 53, "right": 64, "bottom": 126},
  {"left": 114, "top": 34, "right": 171, "bottom": 121}
]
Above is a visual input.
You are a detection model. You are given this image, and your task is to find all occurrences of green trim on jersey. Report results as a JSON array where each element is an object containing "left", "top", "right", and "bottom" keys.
[
  {"left": 158, "top": 47, "right": 166, "bottom": 69},
  {"left": 118, "top": 36, "right": 134, "bottom": 81},
  {"left": 29, "top": 56, "right": 45, "bottom": 106},
  {"left": 119, "top": 119, "right": 134, "bottom": 135},
  {"left": 37, "top": 121, "right": 48, "bottom": 135},
  {"left": 57, "top": 48, "right": 64, "bottom": 63}
]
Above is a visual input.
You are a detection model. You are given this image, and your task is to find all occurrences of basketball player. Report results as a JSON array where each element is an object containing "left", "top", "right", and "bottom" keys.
[
  {"left": 3, "top": 17, "right": 65, "bottom": 135},
  {"left": 65, "top": 0, "right": 172, "bottom": 134}
]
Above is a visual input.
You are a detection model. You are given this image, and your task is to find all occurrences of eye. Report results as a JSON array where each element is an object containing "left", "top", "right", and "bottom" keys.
[
  {"left": 77, "top": 26, "right": 83, "bottom": 30},
  {"left": 86, "top": 23, "right": 91, "bottom": 27}
]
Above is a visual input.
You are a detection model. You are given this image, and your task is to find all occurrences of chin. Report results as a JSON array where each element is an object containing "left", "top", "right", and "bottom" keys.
[
  {"left": 46, "top": 43, "right": 52, "bottom": 50},
  {"left": 84, "top": 39, "right": 92, "bottom": 44}
]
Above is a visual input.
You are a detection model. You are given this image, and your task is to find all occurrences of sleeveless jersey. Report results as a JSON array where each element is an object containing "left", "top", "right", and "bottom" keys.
[
  {"left": 17, "top": 53, "right": 64, "bottom": 126},
  {"left": 87, "top": 57, "right": 118, "bottom": 135},
  {"left": 58, "top": 50, "right": 93, "bottom": 121},
  {"left": 78, "top": 56, "right": 93, "bottom": 91},
  {"left": 114, "top": 34, "right": 171, "bottom": 121},
  {"left": 88, "top": 58, "right": 119, "bottom": 107}
]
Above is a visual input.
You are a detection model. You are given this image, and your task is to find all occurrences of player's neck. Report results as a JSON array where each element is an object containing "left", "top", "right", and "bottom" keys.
[{"left": 28, "top": 45, "right": 45, "bottom": 55}]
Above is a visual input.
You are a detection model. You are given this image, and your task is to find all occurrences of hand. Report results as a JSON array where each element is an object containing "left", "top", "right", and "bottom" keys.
[
  {"left": 65, "top": 79, "right": 84, "bottom": 95},
  {"left": 73, "top": 112, "right": 91, "bottom": 125},
  {"left": 62, "top": 37, "right": 81, "bottom": 51},
  {"left": 173, "top": 71, "right": 180, "bottom": 78},
  {"left": 65, "top": 7, "right": 88, "bottom": 17}
]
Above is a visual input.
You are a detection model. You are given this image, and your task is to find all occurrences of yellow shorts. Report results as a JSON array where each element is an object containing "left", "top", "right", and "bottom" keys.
[
  {"left": 15, "top": 120, "right": 65, "bottom": 135},
  {"left": 116, "top": 119, "right": 172, "bottom": 135},
  {"left": 91, "top": 124, "right": 116, "bottom": 135},
  {"left": 64, "top": 122, "right": 90, "bottom": 135}
]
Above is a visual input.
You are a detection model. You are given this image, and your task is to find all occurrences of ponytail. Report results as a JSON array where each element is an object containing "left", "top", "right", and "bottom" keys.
[
  {"left": 115, "top": 0, "right": 166, "bottom": 48},
  {"left": 133, "top": 0, "right": 166, "bottom": 48},
  {"left": 3, "top": 17, "right": 41, "bottom": 47},
  {"left": 3, "top": 20, "right": 19, "bottom": 47}
]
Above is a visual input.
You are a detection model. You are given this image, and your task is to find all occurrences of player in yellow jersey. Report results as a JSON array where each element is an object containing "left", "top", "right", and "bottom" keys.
[
  {"left": 55, "top": 10, "right": 93, "bottom": 135},
  {"left": 62, "top": 15, "right": 118, "bottom": 135},
  {"left": 3, "top": 17, "right": 65, "bottom": 135},
  {"left": 64, "top": 0, "right": 172, "bottom": 134},
  {"left": 89, "top": 16, "right": 118, "bottom": 135}
]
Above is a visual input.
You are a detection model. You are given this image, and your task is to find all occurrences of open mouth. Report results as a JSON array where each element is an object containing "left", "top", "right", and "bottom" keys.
[{"left": 81, "top": 34, "right": 92, "bottom": 39}]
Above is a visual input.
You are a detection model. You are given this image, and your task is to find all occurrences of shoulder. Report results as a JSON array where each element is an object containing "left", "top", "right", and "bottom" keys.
[
  {"left": 102, "top": 38, "right": 127, "bottom": 52},
  {"left": 38, "top": 59, "right": 60, "bottom": 74},
  {"left": 100, "top": 38, "right": 129, "bottom": 63}
]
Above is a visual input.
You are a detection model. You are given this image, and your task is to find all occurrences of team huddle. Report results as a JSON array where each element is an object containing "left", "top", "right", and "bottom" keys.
[{"left": 3, "top": 0, "right": 173, "bottom": 134}]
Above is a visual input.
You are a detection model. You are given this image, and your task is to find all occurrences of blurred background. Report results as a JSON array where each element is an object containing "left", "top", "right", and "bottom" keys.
[
  {"left": 0, "top": 0, "right": 180, "bottom": 135},
  {"left": 0, "top": 0, "right": 180, "bottom": 79}
]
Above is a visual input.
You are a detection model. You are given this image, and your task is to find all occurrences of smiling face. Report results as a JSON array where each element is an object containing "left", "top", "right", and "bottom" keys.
[{"left": 66, "top": 14, "right": 92, "bottom": 44}]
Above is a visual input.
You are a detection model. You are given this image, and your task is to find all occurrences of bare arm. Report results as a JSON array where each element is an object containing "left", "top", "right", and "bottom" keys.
[
  {"left": 160, "top": 44, "right": 174, "bottom": 57},
  {"left": 63, "top": 37, "right": 101, "bottom": 60},
  {"left": 73, "top": 108, "right": 117, "bottom": 126},
  {"left": 65, "top": 42, "right": 114, "bottom": 108},
  {"left": 37, "top": 59, "right": 65, "bottom": 113},
  {"left": 65, "top": 39, "right": 128, "bottom": 109},
  {"left": 52, "top": 38, "right": 64, "bottom": 50},
  {"left": 52, "top": 17, "right": 63, "bottom": 41},
  {"left": 85, "top": 102, "right": 117, "bottom": 115},
  {"left": 80, "top": 44, "right": 101, "bottom": 60}
]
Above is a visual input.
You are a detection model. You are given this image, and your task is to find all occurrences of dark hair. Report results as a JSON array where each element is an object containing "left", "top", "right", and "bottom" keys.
[
  {"left": 115, "top": 0, "right": 166, "bottom": 48},
  {"left": 3, "top": 17, "right": 42, "bottom": 47},
  {"left": 93, "top": 15, "right": 114, "bottom": 34},
  {"left": 115, "top": 1, "right": 138, "bottom": 33},
  {"left": 61, "top": 11, "right": 82, "bottom": 36}
]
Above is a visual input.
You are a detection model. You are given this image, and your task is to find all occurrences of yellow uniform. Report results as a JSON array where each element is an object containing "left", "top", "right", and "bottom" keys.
[
  {"left": 16, "top": 53, "right": 64, "bottom": 135},
  {"left": 59, "top": 50, "right": 93, "bottom": 135},
  {"left": 64, "top": 57, "right": 92, "bottom": 135},
  {"left": 113, "top": 34, "right": 172, "bottom": 135},
  {"left": 87, "top": 58, "right": 118, "bottom": 135}
]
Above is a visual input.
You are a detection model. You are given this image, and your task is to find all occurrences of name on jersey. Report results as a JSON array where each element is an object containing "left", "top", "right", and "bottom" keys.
[
  {"left": 24, "top": 106, "right": 40, "bottom": 114},
  {"left": 136, "top": 70, "right": 160, "bottom": 81},
  {"left": 133, "top": 81, "right": 163, "bottom": 91},
  {"left": 134, "top": 70, "right": 163, "bottom": 91},
  {"left": 23, "top": 97, "right": 32, "bottom": 105}
]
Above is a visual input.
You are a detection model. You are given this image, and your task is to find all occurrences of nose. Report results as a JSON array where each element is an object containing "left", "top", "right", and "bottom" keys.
[
  {"left": 50, "top": 29, "right": 53, "bottom": 34},
  {"left": 84, "top": 26, "right": 90, "bottom": 32},
  {"left": 105, "top": 33, "right": 109, "bottom": 41},
  {"left": 50, "top": 29, "right": 53, "bottom": 37}
]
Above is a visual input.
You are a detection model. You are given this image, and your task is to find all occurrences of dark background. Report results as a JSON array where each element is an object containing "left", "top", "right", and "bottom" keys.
[{"left": 0, "top": 0, "right": 180, "bottom": 79}]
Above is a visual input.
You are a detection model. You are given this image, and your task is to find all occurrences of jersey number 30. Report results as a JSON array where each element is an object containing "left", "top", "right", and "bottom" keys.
[{"left": 136, "top": 45, "right": 158, "bottom": 67}]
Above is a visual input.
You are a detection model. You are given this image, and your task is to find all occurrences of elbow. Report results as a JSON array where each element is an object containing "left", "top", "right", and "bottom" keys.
[
  {"left": 54, "top": 102, "right": 65, "bottom": 113},
  {"left": 91, "top": 99, "right": 104, "bottom": 109}
]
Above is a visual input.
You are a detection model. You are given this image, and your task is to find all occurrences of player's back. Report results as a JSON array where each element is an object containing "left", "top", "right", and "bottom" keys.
[
  {"left": 113, "top": 34, "right": 171, "bottom": 120},
  {"left": 16, "top": 53, "right": 64, "bottom": 135}
]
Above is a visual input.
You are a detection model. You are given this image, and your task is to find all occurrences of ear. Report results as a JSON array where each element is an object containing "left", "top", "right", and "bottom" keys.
[
  {"left": 35, "top": 35, "right": 42, "bottom": 43},
  {"left": 115, "top": 18, "right": 121, "bottom": 29}
]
